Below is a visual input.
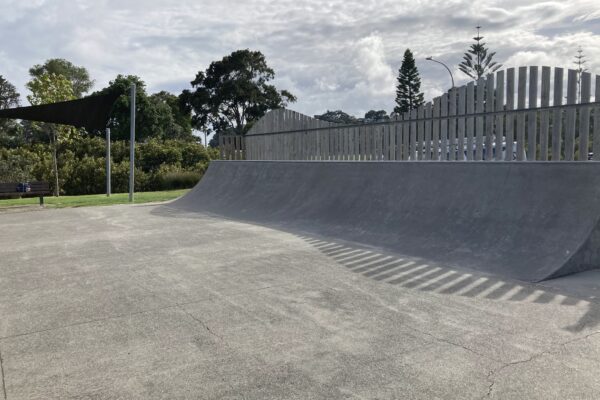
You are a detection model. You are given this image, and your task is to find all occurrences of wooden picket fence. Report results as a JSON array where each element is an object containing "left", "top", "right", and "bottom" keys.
[
  {"left": 228, "top": 66, "right": 600, "bottom": 161},
  {"left": 219, "top": 135, "right": 245, "bottom": 160}
]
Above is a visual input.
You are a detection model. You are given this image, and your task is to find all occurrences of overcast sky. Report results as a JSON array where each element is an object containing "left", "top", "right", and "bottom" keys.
[{"left": 1, "top": 0, "right": 599, "bottom": 118}]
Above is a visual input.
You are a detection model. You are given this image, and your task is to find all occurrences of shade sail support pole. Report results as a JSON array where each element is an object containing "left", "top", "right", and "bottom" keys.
[
  {"left": 129, "top": 84, "right": 136, "bottom": 203},
  {"left": 106, "top": 127, "right": 111, "bottom": 197}
]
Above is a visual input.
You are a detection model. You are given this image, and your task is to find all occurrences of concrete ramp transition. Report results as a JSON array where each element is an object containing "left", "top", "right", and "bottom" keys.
[{"left": 172, "top": 161, "right": 600, "bottom": 282}]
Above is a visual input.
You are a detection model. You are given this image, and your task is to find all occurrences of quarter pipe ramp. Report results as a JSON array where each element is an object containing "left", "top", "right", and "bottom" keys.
[{"left": 171, "top": 161, "right": 600, "bottom": 282}]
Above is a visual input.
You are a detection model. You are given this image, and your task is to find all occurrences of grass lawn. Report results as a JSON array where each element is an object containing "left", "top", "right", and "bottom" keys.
[{"left": 0, "top": 189, "right": 189, "bottom": 209}]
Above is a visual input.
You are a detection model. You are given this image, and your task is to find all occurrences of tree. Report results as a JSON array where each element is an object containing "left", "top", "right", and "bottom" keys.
[
  {"left": 314, "top": 110, "right": 358, "bottom": 124},
  {"left": 26, "top": 73, "right": 76, "bottom": 195},
  {"left": 459, "top": 26, "right": 502, "bottom": 80},
  {"left": 574, "top": 47, "right": 588, "bottom": 103},
  {"left": 0, "top": 75, "right": 19, "bottom": 109},
  {"left": 29, "top": 58, "right": 94, "bottom": 98},
  {"left": 363, "top": 110, "right": 390, "bottom": 123},
  {"left": 394, "top": 49, "right": 424, "bottom": 115},
  {"left": 181, "top": 49, "right": 296, "bottom": 146},
  {"left": 94, "top": 75, "right": 191, "bottom": 141},
  {"left": 0, "top": 75, "right": 23, "bottom": 147},
  {"left": 149, "top": 91, "right": 193, "bottom": 140}
]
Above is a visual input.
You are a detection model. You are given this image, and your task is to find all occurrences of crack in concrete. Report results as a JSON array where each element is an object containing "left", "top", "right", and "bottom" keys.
[
  {"left": 484, "top": 330, "right": 600, "bottom": 398},
  {"left": 0, "top": 303, "right": 181, "bottom": 342},
  {"left": 0, "top": 347, "right": 7, "bottom": 400},
  {"left": 177, "top": 305, "right": 224, "bottom": 341},
  {"left": 0, "top": 282, "right": 291, "bottom": 342},
  {"left": 484, "top": 352, "right": 547, "bottom": 398},
  {"left": 411, "top": 326, "right": 502, "bottom": 363}
]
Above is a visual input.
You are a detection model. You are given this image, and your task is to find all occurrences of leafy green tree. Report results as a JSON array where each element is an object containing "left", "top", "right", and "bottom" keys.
[
  {"left": 94, "top": 75, "right": 193, "bottom": 141},
  {"left": 314, "top": 110, "right": 357, "bottom": 124},
  {"left": 149, "top": 91, "right": 193, "bottom": 140},
  {"left": 363, "top": 110, "right": 390, "bottom": 123},
  {"left": 29, "top": 58, "right": 94, "bottom": 98},
  {"left": 0, "top": 151, "right": 33, "bottom": 182},
  {"left": 181, "top": 49, "right": 296, "bottom": 146},
  {"left": 0, "top": 75, "right": 19, "bottom": 109},
  {"left": 0, "top": 75, "right": 23, "bottom": 147},
  {"left": 394, "top": 49, "right": 424, "bottom": 114},
  {"left": 459, "top": 26, "right": 502, "bottom": 80},
  {"left": 26, "top": 73, "right": 76, "bottom": 195}
]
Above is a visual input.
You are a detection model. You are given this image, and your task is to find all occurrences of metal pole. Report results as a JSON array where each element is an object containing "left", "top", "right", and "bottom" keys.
[
  {"left": 129, "top": 84, "right": 136, "bottom": 203},
  {"left": 106, "top": 127, "right": 111, "bottom": 197},
  {"left": 426, "top": 57, "right": 455, "bottom": 88}
]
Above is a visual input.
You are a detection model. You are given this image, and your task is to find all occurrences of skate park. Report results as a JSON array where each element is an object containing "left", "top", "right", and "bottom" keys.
[{"left": 2, "top": 63, "right": 600, "bottom": 399}]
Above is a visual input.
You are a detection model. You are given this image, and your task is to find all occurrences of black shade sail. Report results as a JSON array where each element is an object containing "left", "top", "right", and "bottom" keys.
[{"left": 0, "top": 91, "right": 121, "bottom": 131}]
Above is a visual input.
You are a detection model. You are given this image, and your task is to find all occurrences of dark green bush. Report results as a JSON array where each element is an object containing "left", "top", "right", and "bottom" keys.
[
  {"left": 0, "top": 136, "right": 215, "bottom": 195},
  {"left": 157, "top": 170, "right": 201, "bottom": 190}
]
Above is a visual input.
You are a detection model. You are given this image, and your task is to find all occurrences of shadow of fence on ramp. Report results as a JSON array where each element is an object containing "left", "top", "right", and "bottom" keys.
[{"left": 297, "top": 235, "right": 586, "bottom": 308}]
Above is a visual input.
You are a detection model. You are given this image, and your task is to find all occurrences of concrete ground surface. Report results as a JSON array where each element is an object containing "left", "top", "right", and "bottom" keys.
[{"left": 1, "top": 204, "right": 600, "bottom": 399}]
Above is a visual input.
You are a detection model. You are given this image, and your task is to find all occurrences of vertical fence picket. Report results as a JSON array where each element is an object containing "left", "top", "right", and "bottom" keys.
[
  {"left": 402, "top": 113, "right": 410, "bottom": 160},
  {"left": 356, "top": 125, "right": 361, "bottom": 160},
  {"left": 417, "top": 106, "right": 425, "bottom": 160},
  {"left": 579, "top": 72, "right": 591, "bottom": 161},
  {"left": 440, "top": 93, "right": 449, "bottom": 161},
  {"left": 389, "top": 123, "right": 396, "bottom": 160},
  {"left": 485, "top": 74, "right": 495, "bottom": 160},
  {"left": 552, "top": 68, "right": 564, "bottom": 161},
  {"left": 409, "top": 109, "right": 416, "bottom": 160},
  {"left": 398, "top": 119, "right": 404, "bottom": 160},
  {"left": 335, "top": 126, "right": 341, "bottom": 160},
  {"left": 594, "top": 75, "right": 600, "bottom": 161},
  {"left": 505, "top": 69, "right": 515, "bottom": 162},
  {"left": 345, "top": 126, "right": 351, "bottom": 160},
  {"left": 375, "top": 124, "right": 381, "bottom": 160},
  {"left": 424, "top": 103, "right": 432, "bottom": 160},
  {"left": 527, "top": 67, "right": 538, "bottom": 161},
  {"left": 339, "top": 127, "right": 344, "bottom": 160},
  {"left": 466, "top": 82, "right": 475, "bottom": 161},
  {"left": 432, "top": 97, "right": 440, "bottom": 161},
  {"left": 372, "top": 125, "right": 378, "bottom": 160},
  {"left": 516, "top": 67, "right": 527, "bottom": 161},
  {"left": 355, "top": 126, "right": 361, "bottom": 160},
  {"left": 458, "top": 86, "right": 466, "bottom": 160},
  {"left": 494, "top": 71, "right": 505, "bottom": 160},
  {"left": 381, "top": 125, "right": 390, "bottom": 160},
  {"left": 448, "top": 89, "right": 457, "bottom": 161},
  {"left": 346, "top": 126, "right": 352, "bottom": 160},
  {"left": 381, "top": 124, "right": 386, "bottom": 160},
  {"left": 475, "top": 77, "right": 485, "bottom": 160},
  {"left": 540, "top": 67, "right": 551, "bottom": 160},
  {"left": 377, "top": 124, "right": 382, "bottom": 160},
  {"left": 564, "top": 69, "right": 577, "bottom": 161}
]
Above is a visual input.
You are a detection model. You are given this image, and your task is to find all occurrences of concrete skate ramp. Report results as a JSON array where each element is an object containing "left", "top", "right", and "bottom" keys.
[{"left": 172, "top": 161, "right": 600, "bottom": 282}]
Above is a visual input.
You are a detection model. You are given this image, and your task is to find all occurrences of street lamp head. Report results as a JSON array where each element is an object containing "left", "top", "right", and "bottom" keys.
[{"left": 426, "top": 56, "right": 433, "bottom": 60}]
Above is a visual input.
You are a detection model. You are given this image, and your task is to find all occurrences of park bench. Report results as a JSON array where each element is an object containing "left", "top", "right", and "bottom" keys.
[{"left": 0, "top": 182, "right": 51, "bottom": 206}]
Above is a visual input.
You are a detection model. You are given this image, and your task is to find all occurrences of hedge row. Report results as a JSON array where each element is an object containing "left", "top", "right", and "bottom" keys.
[{"left": 0, "top": 137, "right": 219, "bottom": 195}]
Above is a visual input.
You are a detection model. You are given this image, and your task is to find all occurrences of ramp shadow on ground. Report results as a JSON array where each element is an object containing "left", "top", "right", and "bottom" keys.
[
  {"left": 153, "top": 205, "right": 600, "bottom": 334},
  {"left": 296, "top": 236, "right": 579, "bottom": 305},
  {"left": 298, "top": 234, "right": 600, "bottom": 333}
]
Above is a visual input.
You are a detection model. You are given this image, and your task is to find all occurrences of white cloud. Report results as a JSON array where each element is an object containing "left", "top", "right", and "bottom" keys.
[
  {"left": 353, "top": 34, "right": 396, "bottom": 97},
  {"left": 0, "top": 0, "right": 598, "bottom": 118}
]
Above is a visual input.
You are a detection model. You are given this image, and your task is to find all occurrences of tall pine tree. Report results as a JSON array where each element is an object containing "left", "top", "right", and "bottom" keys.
[
  {"left": 459, "top": 26, "right": 502, "bottom": 80},
  {"left": 394, "top": 49, "right": 424, "bottom": 115}
]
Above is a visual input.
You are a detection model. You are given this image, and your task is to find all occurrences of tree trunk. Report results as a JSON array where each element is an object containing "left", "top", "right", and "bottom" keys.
[{"left": 52, "top": 132, "right": 59, "bottom": 197}]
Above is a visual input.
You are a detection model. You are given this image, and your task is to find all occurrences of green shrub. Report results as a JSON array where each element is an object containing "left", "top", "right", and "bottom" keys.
[
  {"left": 0, "top": 136, "right": 214, "bottom": 195},
  {"left": 158, "top": 170, "right": 201, "bottom": 190}
]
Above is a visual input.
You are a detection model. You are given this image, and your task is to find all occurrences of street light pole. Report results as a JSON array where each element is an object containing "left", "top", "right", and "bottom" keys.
[{"left": 426, "top": 57, "right": 455, "bottom": 88}]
